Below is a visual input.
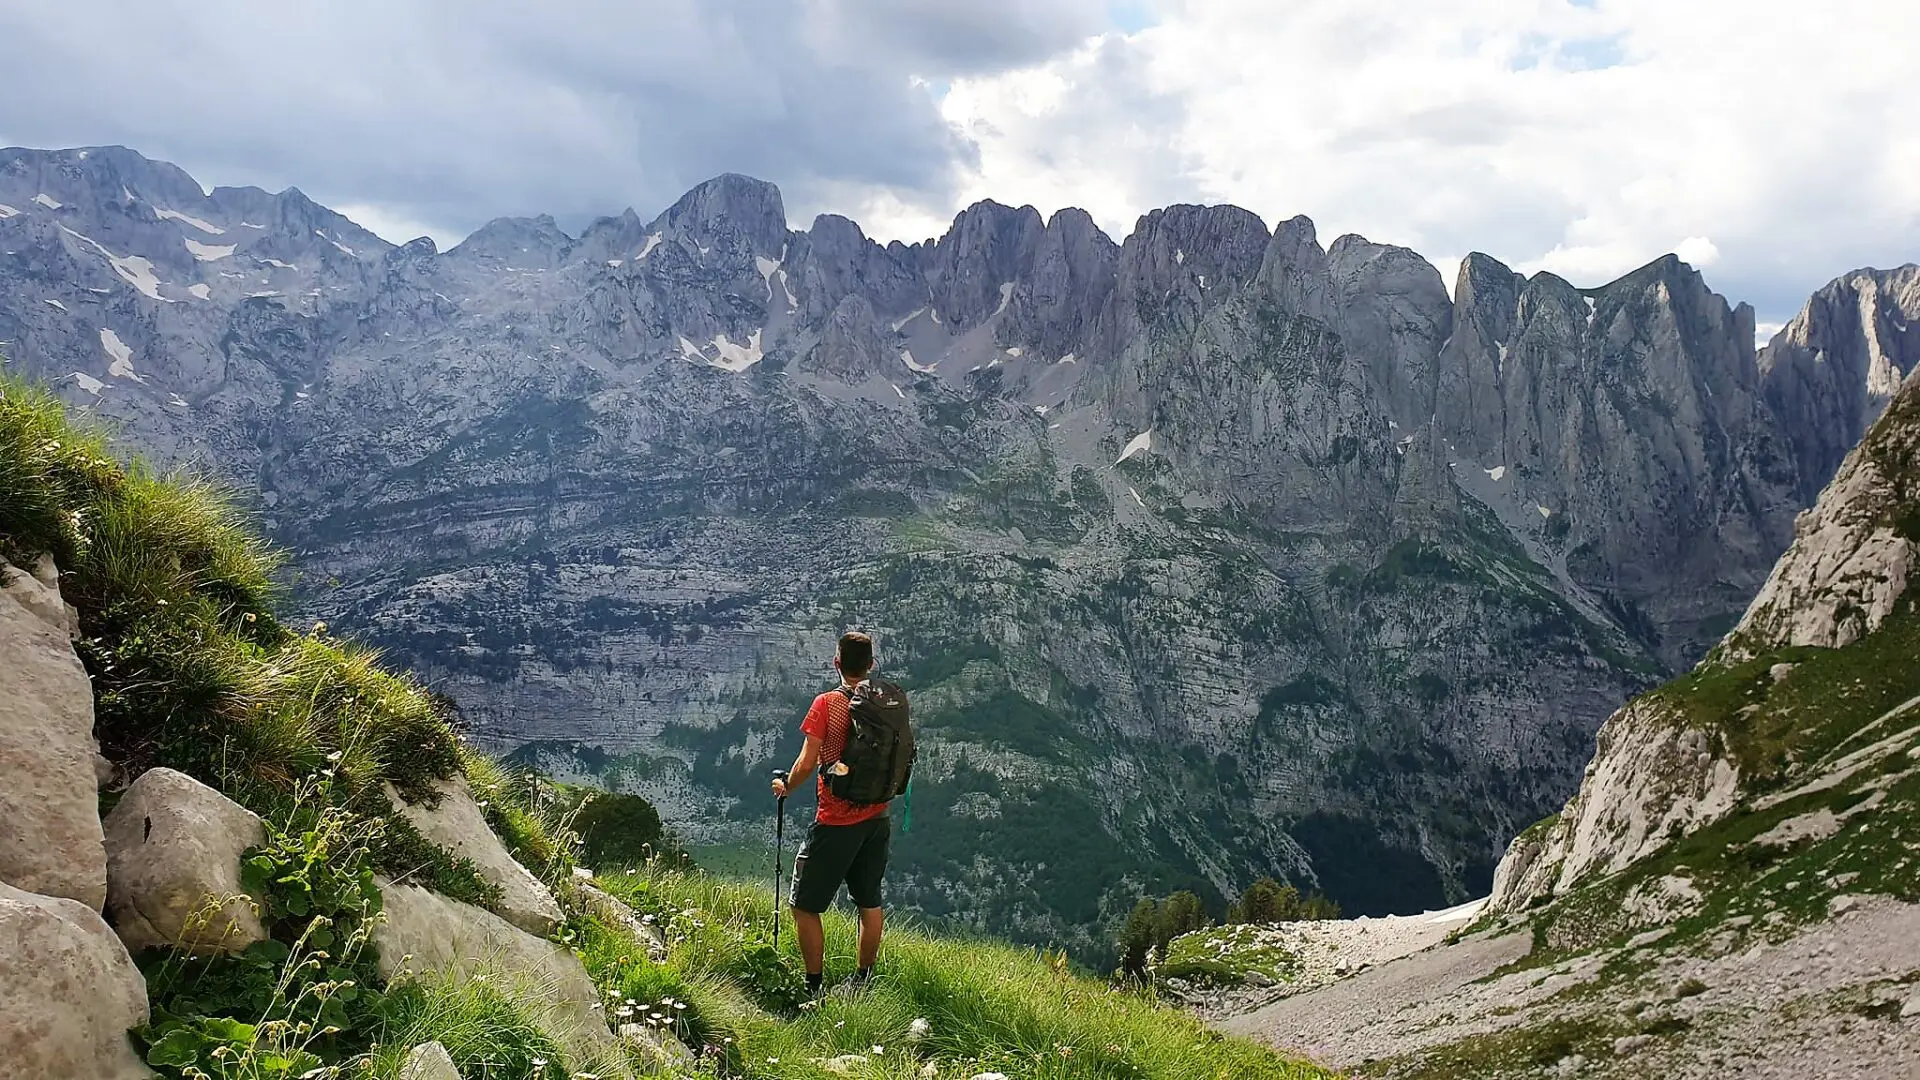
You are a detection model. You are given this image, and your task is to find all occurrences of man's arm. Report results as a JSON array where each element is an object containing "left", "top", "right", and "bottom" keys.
[{"left": 773, "top": 735, "right": 823, "bottom": 797}]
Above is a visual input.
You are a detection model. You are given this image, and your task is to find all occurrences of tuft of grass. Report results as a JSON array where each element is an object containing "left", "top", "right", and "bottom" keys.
[
  {"left": 0, "top": 375, "right": 462, "bottom": 816},
  {"left": 574, "top": 861, "right": 1334, "bottom": 1080},
  {"left": 366, "top": 975, "right": 569, "bottom": 1080}
]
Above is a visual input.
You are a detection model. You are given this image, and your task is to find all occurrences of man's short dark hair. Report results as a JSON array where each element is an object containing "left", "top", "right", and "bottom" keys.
[{"left": 837, "top": 631, "right": 874, "bottom": 677}]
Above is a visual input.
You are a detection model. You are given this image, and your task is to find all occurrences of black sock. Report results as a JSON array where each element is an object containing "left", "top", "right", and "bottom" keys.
[
  {"left": 806, "top": 972, "right": 823, "bottom": 993},
  {"left": 853, "top": 967, "right": 872, "bottom": 984}
]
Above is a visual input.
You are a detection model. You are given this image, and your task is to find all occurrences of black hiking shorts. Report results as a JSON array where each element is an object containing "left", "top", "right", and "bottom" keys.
[{"left": 790, "top": 814, "right": 890, "bottom": 913}]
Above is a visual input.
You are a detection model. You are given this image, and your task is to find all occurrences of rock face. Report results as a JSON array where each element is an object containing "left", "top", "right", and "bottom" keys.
[
  {"left": 1719, "top": 367, "right": 1920, "bottom": 661},
  {"left": 102, "top": 767, "right": 267, "bottom": 955},
  {"left": 2, "top": 143, "right": 1907, "bottom": 949},
  {"left": 0, "top": 880, "right": 153, "bottom": 1079},
  {"left": 0, "top": 556, "right": 107, "bottom": 909},
  {"left": 375, "top": 880, "right": 621, "bottom": 1074},
  {"left": 1490, "top": 367, "right": 1920, "bottom": 912},
  {"left": 386, "top": 776, "right": 562, "bottom": 936}
]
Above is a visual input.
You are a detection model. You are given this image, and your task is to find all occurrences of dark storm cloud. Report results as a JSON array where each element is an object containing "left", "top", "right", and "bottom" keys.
[{"left": 0, "top": 0, "right": 1100, "bottom": 242}]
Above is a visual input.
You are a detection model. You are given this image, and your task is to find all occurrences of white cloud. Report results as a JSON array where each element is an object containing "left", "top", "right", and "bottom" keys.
[
  {"left": 909, "top": 0, "right": 1920, "bottom": 319},
  {"left": 332, "top": 203, "right": 462, "bottom": 250}
]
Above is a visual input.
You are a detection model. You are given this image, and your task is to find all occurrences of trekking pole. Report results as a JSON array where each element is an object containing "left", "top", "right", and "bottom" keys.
[{"left": 771, "top": 769, "right": 789, "bottom": 947}]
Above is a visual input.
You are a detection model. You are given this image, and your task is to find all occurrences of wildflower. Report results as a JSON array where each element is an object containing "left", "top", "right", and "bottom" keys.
[
  {"left": 531, "top": 1058, "right": 548, "bottom": 1068},
  {"left": 909, "top": 1018, "right": 931, "bottom": 1040},
  {"left": 871, "top": 1046, "right": 884, "bottom": 1055},
  {"left": 244, "top": 611, "right": 257, "bottom": 623},
  {"left": 311, "top": 620, "right": 328, "bottom": 634}
]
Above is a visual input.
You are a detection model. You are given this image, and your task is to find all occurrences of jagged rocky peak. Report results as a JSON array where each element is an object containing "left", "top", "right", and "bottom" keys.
[
  {"left": 1760, "top": 265, "right": 1920, "bottom": 504},
  {"left": 1256, "top": 214, "right": 1332, "bottom": 319},
  {"left": 1000, "top": 206, "right": 1118, "bottom": 362},
  {"left": 919, "top": 198, "right": 1046, "bottom": 330},
  {"left": 2, "top": 143, "right": 209, "bottom": 214},
  {"left": 448, "top": 213, "right": 575, "bottom": 268},
  {"left": 1120, "top": 201, "right": 1271, "bottom": 298},
  {"left": 1434, "top": 252, "right": 1524, "bottom": 459},
  {"left": 789, "top": 212, "right": 923, "bottom": 320},
  {"left": 1326, "top": 234, "right": 1452, "bottom": 427},
  {"left": 571, "top": 207, "right": 650, "bottom": 266},
  {"left": 650, "top": 172, "right": 789, "bottom": 258}
]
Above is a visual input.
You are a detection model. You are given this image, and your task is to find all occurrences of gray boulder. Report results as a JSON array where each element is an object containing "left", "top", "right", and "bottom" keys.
[
  {"left": 375, "top": 879, "right": 624, "bottom": 1077},
  {"left": 0, "top": 879, "right": 153, "bottom": 1078},
  {"left": 0, "top": 557, "right": 107, "bottom": 909},
  {"left": 386, "top": 776, "right": 562, "bottom": 936},
  {"left": 397, "top": 1040, "right": 461, "bottom": 1080},
  {"left": 102, "top": 767, "right": 266, "bottom": 955}
]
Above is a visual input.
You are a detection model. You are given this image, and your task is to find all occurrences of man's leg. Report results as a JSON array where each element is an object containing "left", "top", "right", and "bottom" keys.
[
  {"left": 791, "top": 906, "right": 827, "bottom": 977},
  {"left": 845, "top": 816, "right": 892, "bottom": 981},
  {"left": 856, "top": 905, "right": 884, "bottom": 970},
  {"left": 788, "top": 822, "right": 860, "bottom": 994}
]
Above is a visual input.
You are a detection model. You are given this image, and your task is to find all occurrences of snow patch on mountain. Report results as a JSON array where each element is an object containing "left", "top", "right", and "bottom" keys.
[
  {"left": 0, "top": 204, "right": 18, "bottom": 219},
  {"left": 43, "top": 298, "right": 66, "bottom": 312},
  {"left": 709, "top": 330, "right": 763, "bottom": 372},
  {"left": 1117, "top": 428, "right": 1154, "bottom": 464},
  {"left": 156, "top": 208, "right": 225, "bottom": 235},
  {"left": 32, "top": 193, "right": 61, "bottom": 209},
  {"left": 901, "top": 349, "right": 937, "bottom": 374},
  {"left": 70, "top": 371, "right": 104, "bottom": 395},
  {"left": 99, "top": 328, "right": 142, "bottom": 381},
  {"left": 185, "top": 239, "right": 236, "bottom": 261},
  {"left": 60, "top": 226, "right": 172, "bottom": 301},
  {"left": 637, "top": 233, "right": 663, "bottom": 260},
  {"left": 187, "top": 284, "right": 211, "bottom": 300}
]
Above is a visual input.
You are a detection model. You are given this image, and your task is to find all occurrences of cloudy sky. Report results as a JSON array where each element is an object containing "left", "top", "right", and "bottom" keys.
[{"left": 3, "top": 0, "right": 1916, "bottom": 329}]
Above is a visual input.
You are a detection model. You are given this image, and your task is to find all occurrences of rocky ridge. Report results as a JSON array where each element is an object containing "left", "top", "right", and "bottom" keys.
[{"left": 3, "top": 144, "right": 1916, "bottom": 950}]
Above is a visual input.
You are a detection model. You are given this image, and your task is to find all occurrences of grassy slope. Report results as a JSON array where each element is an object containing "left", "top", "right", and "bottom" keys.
[
  {"left": 0, "top": 375, "right": 1330, "bottom": 1080},
  {"left": 577, "top": 864, "right": 1332, "bottom": 1080}
]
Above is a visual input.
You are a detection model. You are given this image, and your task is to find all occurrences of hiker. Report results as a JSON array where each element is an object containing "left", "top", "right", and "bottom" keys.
[{"left": 770, "top": 630, "right": 913, "bottom": 995}]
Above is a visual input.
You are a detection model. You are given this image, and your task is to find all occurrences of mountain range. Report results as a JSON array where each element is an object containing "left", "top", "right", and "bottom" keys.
[{"left": 2, "top": 143, "right": 1915, "bottom": 956}]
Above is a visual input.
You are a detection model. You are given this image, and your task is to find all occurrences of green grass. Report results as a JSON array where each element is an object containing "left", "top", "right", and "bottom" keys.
[
  {"left": 0, "top": 377, "right": 463, "bottom": 814},
  {"left": 574, "top": 863, "right": 1334, "bottom": 1080}
]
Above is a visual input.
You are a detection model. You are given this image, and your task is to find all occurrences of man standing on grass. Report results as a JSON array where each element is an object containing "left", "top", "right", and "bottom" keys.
[{"left": 770, "top": 630, "right": 904, "bottom": 996}]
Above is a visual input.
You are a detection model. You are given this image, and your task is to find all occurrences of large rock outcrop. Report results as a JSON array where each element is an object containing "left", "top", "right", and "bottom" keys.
[
  {"left": 385, "top": 776, "right": 562, "bottom": 936},
  {"left": 0, "top": 880, "right": 153, "bottom": 1079},
  {"left": 102, "top": 767, "right": 267, "bottom": 955},
  {"left": 1490, "top": 366, "right": 1920, "bottom": 912},
  {"left": 0, "top": 556, "right": 107, "bottom": 909},
  {"left": 1719, "top": 366, "right": 1920, "bottom": 661},
  {"left": 375, "top": 880, "right": 621, "bottom": 1075}
]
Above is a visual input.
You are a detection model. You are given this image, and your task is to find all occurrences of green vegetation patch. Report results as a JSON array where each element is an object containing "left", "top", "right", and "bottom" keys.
[{"left": 1159, "top": 925, "right": 1300, "bottom": 988}]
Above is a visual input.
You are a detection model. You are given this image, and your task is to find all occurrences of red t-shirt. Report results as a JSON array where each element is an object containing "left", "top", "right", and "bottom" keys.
[{"left": 802, "top": 686, "right": 889, "bottom": 826}]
